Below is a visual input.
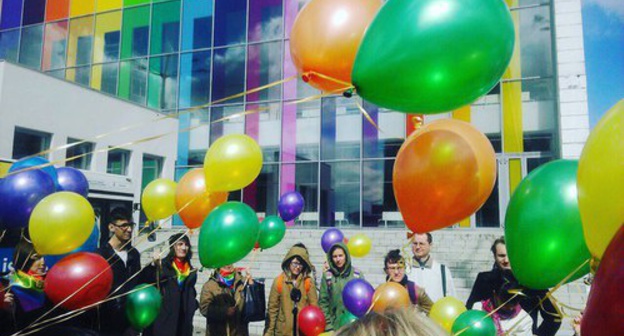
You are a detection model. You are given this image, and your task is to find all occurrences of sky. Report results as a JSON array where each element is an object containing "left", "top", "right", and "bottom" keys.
[{"left": 581, "top": 0, "right": 624, "bottom": 127}]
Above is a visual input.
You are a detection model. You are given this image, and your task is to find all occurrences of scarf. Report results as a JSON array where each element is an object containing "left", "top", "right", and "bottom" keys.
[
  {"left": 172, "top": 258, "right": 190, "bottom": 287},
  {"left": 481, "top": 298, "right": 523, "bottom": 335},
  {"left": 219, "top": 269, "right": 236, "bottom": 288},
  {"left": 10, "top": 270, "right": 45, "bottom": 312}
]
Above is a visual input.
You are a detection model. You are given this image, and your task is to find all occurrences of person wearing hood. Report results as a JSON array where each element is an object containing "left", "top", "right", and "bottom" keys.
[
  {"left": 264, "top": 243, "right": 318, "bottom": 336},
  {"left": 200, "top": 264, "right": 250, "bottom": 336},
  {"left": 319, "top": 242, "right": 363, "bottom": 331}
]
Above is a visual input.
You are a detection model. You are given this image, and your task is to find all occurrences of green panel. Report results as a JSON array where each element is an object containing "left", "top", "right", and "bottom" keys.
[
  {"left": 147, "top": 55, "right": 178, "bottom": 110},
  {"left": 120, "top": 5, "right": 150, "bottom": 59},
  {"left": 124, "top": 0, "right": 150, "bottom": 6},
  {"left": 150, "top": 1, "right": 180, "bottom": 55}
]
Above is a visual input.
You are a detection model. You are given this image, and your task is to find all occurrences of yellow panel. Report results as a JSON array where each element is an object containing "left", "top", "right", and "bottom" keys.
[
  {"left": 502, "top": 0, "right": 523, "bottom": 153},
  {"left": 97, "top": 0, "right": 123, "bottom": 12},
  {"left": 65, "top": 67, "right": 76, "bottom": 82},
  {"left": 70, "top": 0, "right": 95, "bottom": 17},
  {"left": 0, "top": 161, "right": 11, "bottom": 177},
  {"left": 452, "top": 105, "right": 471, "bottom": 123},
  {"left": 509, "top": 158, "right": 522, "bottom": 194},
  {"left": 91, "top": 65, "right": 103, "bottom": 90},
  {"left": 93, "top": 11, "right": 121, "bottom": 63}
]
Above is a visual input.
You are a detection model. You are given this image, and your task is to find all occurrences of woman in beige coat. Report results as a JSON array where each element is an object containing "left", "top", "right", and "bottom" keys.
[{"left": 264, "top": 243, "right": 319, "bottom": 336}]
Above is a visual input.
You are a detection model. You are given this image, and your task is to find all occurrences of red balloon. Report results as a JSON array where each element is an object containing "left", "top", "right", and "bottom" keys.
[
  {"left": 298, "top": 305, "right": 326, "bottom": 336},
  {"left": 44, "top": 252, "right": 113, "bottom": 310},
  {"left": 581, "top": 225, "right": 624, "bottom": 335}
]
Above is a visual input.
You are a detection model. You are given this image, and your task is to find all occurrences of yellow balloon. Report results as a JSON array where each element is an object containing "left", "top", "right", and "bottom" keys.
[
  {"left": 347, "top": 233, "right": 372, "bottom": 258},
  {"left": 429, "top": 296, "right": 467, "bottom": 332},
  {"left": 141, "top": 178, "right": 178, "bottom": 221},
  {"left": 204, "top": 134, "right": 263, "bottom": 192},
  {"left": 319, "top": 333, "right": 333, "bottom": 336},
  {"left": 578, "top": 99, "right": 624, "bottom": 258},
  {"left": 30, "top": 192, "right": 95, "bottom": 255}
]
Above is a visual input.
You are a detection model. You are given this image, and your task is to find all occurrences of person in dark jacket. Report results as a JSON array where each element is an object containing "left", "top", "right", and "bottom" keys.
[
  {"left": 142, "top": 233, "right": 198, "bottom": 336},
  {"left": 466, "top": 237, "right": 561, "bottom": 336},
  {"left": 96, "top": 207, "right": 141, "bottom": 336},
  {"left": 200, "top": 264, "right": 250, "bottom": 336}
]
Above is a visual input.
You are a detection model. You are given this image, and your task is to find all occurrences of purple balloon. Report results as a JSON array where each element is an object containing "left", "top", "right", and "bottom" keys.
[
  {"left": 278, "top": 191, "right": 305, "bottom": 222},
  {"left": 9, "top": 156, "right": 59, "bottom": 189},
  {"left": 57, "top": 167, "right": 90, "bottom": 197},
  {"left": 321, "top": 228, "right": 344, "bottom": 253},
  {"left": 0, "top": 170, "right": 55, "bottom": 230},
  {"left": 343, "top": 278, "right": 375, "bottom": 317}
]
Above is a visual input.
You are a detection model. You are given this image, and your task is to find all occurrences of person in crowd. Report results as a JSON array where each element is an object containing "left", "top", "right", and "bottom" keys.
[
  {"left": 319, "top": 242, "right": 363, "bottom": 332},
  {"left": 334, "top": 307, "right": 447, "bottom": 336},
  {"left": 384, "top": 249, "right": 434, "bottom": 313},
  {"left": 406, "top": 233, "right": 456, "bottom": 302},
  {"left": 472, "top": 276, "right": 533, "bottom": 335},
  {"left": 142, "top": 233, "right": 197, "bottom": 336},
  {"left": 265, "top": 243, "right": 318, "bottom": 336},
  {"left": 466, "top": 237, "right": 561, "bottom": 336},
  {"left": 96, "top": 207, "right": 141, "bottom": 336},
  {"left": 200, "top": 264, "right": 250, "bottom": 336}
]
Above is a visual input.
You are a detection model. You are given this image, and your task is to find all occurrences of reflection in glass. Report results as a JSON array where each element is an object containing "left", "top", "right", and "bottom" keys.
[
  {"left": 148, "top": 55, "right": 179, "bottom": 110},
  {"left": 92, "top": 63, "right": 119, "bottom": 95},
  {"left": 93, "top": 11, "right": 121, "bottom": 63},
  {"left": 519, "top": 78, "right": 557, "bottom": 152},
  {"left": 321, "top": 97, "right": 361, "bottom": 160},
  {"left": 182, "top": 0, "right": 213, "bottom": 50},
  {"left": 248, "top": 0, "right": 282, "bottom": 42},
  {"left": 67, "top": 16, "right": 94, "bottom": 70},
  {"left": 294, "top": 100, "right": 320, "bottom": 161},
  {"left": 179, "top": 51, "right": 211, "bottom": 108},
  {"left": 66, "top": 138, "right": 94, "bottom": 170},
  {"left": 42, "top": 21, "right": 68, "bottom": 70},
  {"left": 247, "top": 41, "right": 282, "bottom": 102},
  {"left": 151, "top": 1, "right": 181, "bottom": 55},
  {"left": 0, "top": 30, "right": 20, "bottom": 62},
  {"left": 119, "top": 58, "right": 148, "bottom": 105},
  {"left": 67, "top": 66, "right": 91, "bottom": 86},
  {"left": 476, "top": 173, "right": 499, "bottom": 227},
  {"left": 212, "top": 46, "right": 245, "bottom": 102},
  {"left": 281, "top": 162, "right": 319, "bottom": 227},
  {"left": 244, "top": 164, "right": 279, "bottom": 215},
  {"left": 362, "top": 160, "right": 398, "bottom": 227},
  {"left": 19, "top": 25, "right": 44, "bottom": 69},
  {"left": 121, "top": 5, "right": 149, "bottom": 59},
  {"left": 107, "top": 148, "right": 131, "bottom": 175},
  {"left": 518, "top": 5, "right": 554, "bottom": 80},
  {"left": 214, "top": 0, "right": 246, "bottom": 46},
  {"left": 363, "top": 104, "right": 405, "bottom": 159},
  {"left": 247, "top": 103, "right": 281, "bottom": 163},
  {"left": 186, "top": 108, "right": 210, "bottom": 165},
  {"left": 210, "top": 105, "right": 245, "bottom": 144},
  {"left": 320, "top": 161, "right": 360, "bottom": 227}
]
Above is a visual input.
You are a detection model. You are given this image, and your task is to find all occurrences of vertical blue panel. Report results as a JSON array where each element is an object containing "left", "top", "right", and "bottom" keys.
[
  {"left": 0, "top": 30, "right": 20, "bottom": 61},
  {"left": 179, "top": 50, "right": 211, "bottom": 108},
  {"left": 18, "top": 24, "right": 43, "bottom": 69},
  {"left": 23, "top": 0, "right": 46, "bottom": 25},
  {"left": 181, "top": 0, "right": 213, "bottom": 51},
  {"left": 214, "top": 0, "right": 246, "bottom": 46},
  {"left": 1, "top": 0, "right": 24, "bottom": 29},
  {"left": 211, "top": 46, "right": 245, "bottom": 102}
]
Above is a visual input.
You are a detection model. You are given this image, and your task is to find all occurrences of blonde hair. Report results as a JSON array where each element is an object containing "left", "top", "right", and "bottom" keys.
[{"left": 335, "top": 307, "right": 447, "bottom": 336}]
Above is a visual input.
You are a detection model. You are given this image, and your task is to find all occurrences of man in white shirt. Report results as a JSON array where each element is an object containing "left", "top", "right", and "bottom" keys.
[{"left": 405, "top": 233, "right": 456, "bottom": 302}]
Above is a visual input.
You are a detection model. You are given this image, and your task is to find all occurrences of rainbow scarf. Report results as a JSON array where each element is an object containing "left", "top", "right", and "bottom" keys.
[
  {"left": 172, "top": 259, "right": 190, "bottom": 287},
  {"left": 218, "top": 269, "right": 236, "bottom": 288},
  {"left": 10, "top": 270, "right": 45, "bottom": 312}
]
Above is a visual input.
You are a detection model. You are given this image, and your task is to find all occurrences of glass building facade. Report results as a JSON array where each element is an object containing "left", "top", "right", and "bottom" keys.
[{"left": 0, "top": 0, "right": 559, "bottom": 228}]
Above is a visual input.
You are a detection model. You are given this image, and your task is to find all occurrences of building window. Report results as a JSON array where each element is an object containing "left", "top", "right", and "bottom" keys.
[
  {"left": 103, "top": 31, "right": 120, "bottom": 61},
  {"left": 12, "top": 127, "right": 51, "bottom": 159},
  {"left": 142, "top": 155, "right": 163, "bottom": 189},
  {"left": 66, "top": 138, "right": 94, "bottom": 170},
  {"left": 107, "top": 148, "right": 131, "bottom": 175}
]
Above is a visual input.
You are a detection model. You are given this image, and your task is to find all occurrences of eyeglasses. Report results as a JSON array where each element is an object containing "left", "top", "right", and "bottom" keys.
[
  {"left": 291, "top": 261, "right": 303, "bottom": 268},
  {"left": 113, "top": 222, "right": 135, "bottom": 229},
  {"left": 386, "top": 266, "right": 405, "bottom": 272}
]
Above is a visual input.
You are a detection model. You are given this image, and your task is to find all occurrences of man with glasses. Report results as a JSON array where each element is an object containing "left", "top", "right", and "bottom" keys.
[
  {"left": 96, "top": 207, "right": 141, "bottom": 336},
  {"left": 405, "top": 233, "right": 456, "bottom": 303},
  {"left": 384, "top": 249, "right": 434, "bottom": 313}
]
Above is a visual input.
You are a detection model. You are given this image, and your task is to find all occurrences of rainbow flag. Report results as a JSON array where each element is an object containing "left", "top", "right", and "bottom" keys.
[{"left": 9, "top": 271, "right": 45, "bottom": 312}]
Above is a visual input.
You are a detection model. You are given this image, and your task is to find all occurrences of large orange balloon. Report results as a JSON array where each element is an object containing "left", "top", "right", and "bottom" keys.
[
  {"left": 176, "top": 168, "right": 228, "bottom": 229},
  {"left": 290, "top": 0, "right": 382, "bottom": 92},
  {"left": 371, "top": 282, "right": 410, "bottom": 313},
  {"left": 393, "top": 119, "right": 496, "bottom": 233}
]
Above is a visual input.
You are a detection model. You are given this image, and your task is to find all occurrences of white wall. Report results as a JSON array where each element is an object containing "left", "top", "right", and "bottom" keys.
[{"left": 0, "top": 61, "right": 178, "bottom": 223}]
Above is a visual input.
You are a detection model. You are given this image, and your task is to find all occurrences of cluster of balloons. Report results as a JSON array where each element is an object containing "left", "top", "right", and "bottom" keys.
[
  {"left": 340, "top": 278, "right": 411, "bottom": 321},
  {"left": 394, "top": 119, "right": 497, "bottom": 234},
  {"left": 291, "top": 0, "right": 515, "bottom": 114},
  {"left": 0, "top": 157, "right": 95, "bottom": 256},
  {"left": 321, "top": 228, "right": 372, "bottom": 258},
  {"left": 429, "top": 296, "right": 466, "bottom": 332}
]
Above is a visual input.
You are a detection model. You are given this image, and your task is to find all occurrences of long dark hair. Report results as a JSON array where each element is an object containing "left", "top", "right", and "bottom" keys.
[{"left": 166, "top": 233, "right": 193, "bottom": 264}]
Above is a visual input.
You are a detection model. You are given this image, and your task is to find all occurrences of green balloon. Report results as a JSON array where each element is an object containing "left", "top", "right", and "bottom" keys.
[
  {"left": 352, "top": 0, "right": 515, "bottom": 114},
  {"left": 258, "top": 215, "right": 286, "bottom": 249},
  {"left": 336, "top": 311, "right": 359, "bottom": 329},
  {"left": 198, "top": 201, "right": 260, "bottom": 268},
  {"left": 505, "top": 160, "right": 591, "bottom": 289},
  {"left": 451, "top": 310, "right": 496, "bottom": 336},
  {"left": 126, "top": 284, "right": 162, "bottom": 331}
]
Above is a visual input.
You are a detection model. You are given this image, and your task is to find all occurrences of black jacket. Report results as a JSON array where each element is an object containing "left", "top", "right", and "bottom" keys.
[
  {"left": 142, "top": 256, "right": 198, "bottom": 336},
  {"left": 95, "top": 243, "right": 141, "bottom": 335},
  {"left": 466, "top": 268, "right": 561, "bottom": 336}
]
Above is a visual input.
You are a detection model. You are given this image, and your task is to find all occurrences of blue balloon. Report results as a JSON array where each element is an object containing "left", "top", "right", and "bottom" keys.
[
  {"left": 57, "top": 167, "right": 89, "bottom": 197},
  {"left": 9, "top": 157, "right": 59, "bottom": 190},
  {"left": 0, "top": 170, "right": 55, "bottom": 230},
  {"left": 45, "top": 222, "right": 100, "bottom": 267}
]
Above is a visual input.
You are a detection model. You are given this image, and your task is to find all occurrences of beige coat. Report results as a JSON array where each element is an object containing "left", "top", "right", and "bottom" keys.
[
  {"left": 264, "top": 246, "right": 319, "bottom": 336},
  {"left": 200, "top": 272, "right": 249, "bottom": 336}
]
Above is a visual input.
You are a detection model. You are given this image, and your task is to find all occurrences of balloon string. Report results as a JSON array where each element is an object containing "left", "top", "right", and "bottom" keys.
[
  {"left": 20, "top": 75, "right": 297, "bottom": 161},
  {"left": 303, "top": 71, "right": 354, "bottom": 89},
  {"left": 452, "top": 292, "right": 522, "bottom": 336},
  {"left": 355, "top": 101, "right": 384, "bottom": 134}
]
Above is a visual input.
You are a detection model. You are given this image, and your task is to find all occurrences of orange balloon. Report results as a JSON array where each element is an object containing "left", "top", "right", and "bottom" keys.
[
  {"left": 290, "top": 0, "right": 382, "bottom": 92},
  {"left": 371, "top": 282, "right": 411, "bottom": 313},
  {"left": 393, "top": 119, "right": 496, "bottom": 233},
  {"left": 176, "top": 168, "right": 228, "bottom": 229}
]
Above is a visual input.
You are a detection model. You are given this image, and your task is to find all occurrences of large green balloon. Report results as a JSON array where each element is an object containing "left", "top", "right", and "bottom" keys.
[
  {"left": 505, "top": 160, "right": 591, "bottom": 290},
  {"left": 451, "top": 310, "right": 496, "bottom": 336},
  {"left": 126, "top": 284, "right": 162, "bottom": 331},
  {"left": 352, "top": 0, "right": 515, "bottom": 114},
  {"left": 198, "top": 201, "right": 260, "bottom": 268},
  {"left": 258, "top": 215, "right": 286, "bottom": 249}
]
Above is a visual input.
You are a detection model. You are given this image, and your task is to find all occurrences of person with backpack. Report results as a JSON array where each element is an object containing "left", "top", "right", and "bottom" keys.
[
  {"left": 264, "top": 243, "right": 318, "bottom": 336},
  {"left": 384, "top": 249, "right": 433, "bottom": 314},
  {"left": 319, "top": 242, "right": 364, "bottom": 332}
]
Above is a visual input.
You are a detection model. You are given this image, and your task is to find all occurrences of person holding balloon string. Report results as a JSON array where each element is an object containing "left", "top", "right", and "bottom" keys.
[
  {"left": 141, "top": 233, "right": 198, "bottom": 336},
  {"left": 265, "top": 243, "right": 318, "bottom": 336},
  {"left": 383, "top": 249, "right": 434, "bottom": 314},
  {"left": 200, "top": 263, "right": 252, "bottom": 336}
]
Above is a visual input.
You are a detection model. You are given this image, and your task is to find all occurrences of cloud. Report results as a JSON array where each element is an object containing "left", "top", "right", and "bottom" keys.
[{"left": 584, "top": 0, "right": 624, "bottom": 21}]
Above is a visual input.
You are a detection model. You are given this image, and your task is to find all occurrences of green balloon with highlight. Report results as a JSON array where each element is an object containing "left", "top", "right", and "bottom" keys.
[
  {"left": 126, "top": 284, "right": 162, "bottom": 331},
  {"left": 258, "top": 215, "right": 286, "bottom": 249}
]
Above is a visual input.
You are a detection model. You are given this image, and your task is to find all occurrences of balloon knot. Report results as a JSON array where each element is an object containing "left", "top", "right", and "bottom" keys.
[
  {"left": 301, "top": 74, "right": 311, "bottom": 83},
  {"left": 343, "top": 88, "right": 354, "bottom": 98}
]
